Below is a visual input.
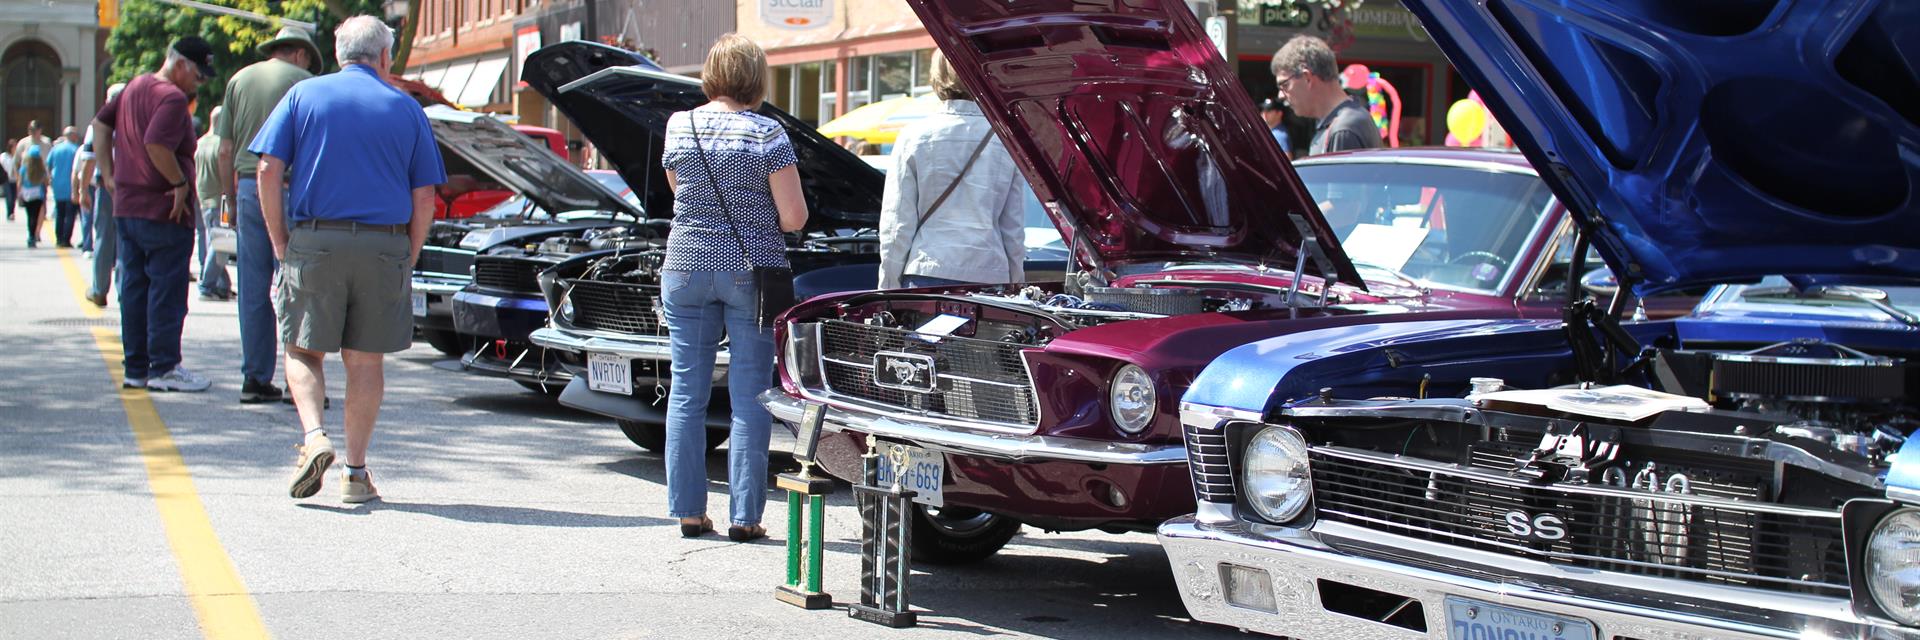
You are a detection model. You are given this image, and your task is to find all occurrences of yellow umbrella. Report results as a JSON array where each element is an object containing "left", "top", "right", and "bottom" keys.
[{"left": 817, "top": 95, "right": 940, "bottom": 144}]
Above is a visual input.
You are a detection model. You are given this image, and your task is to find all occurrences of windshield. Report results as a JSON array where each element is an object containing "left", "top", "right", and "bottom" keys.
[
  {"left": 1708, "top": 276, "right": 1920, "bottom": 322},
  {"left": 1296, "top": 161, "right": 1553, "bottom": 293}
]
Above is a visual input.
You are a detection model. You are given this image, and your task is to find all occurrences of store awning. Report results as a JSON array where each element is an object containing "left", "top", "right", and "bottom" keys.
[
  {"left": 456, "top": 57, "right": 510, "bottom": 107},
  {"left": 419, "top": 65, "right": 449, "bottom": 91},
  {"left": 434, "top": 61, "right": 478, "bottom": 106}
]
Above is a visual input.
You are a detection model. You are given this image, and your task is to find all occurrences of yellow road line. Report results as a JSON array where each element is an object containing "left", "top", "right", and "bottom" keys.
[
  {"left": 55, "top": 247, "right": 102, "bottom": 320},
  {"left": 57, "top": 248, "right": 272, "bottom": 640}
]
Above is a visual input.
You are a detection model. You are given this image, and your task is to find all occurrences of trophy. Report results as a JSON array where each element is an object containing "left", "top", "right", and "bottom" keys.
[
  {"left": 775, "top": 403, "right": 833, "bottom": 610},
  {"left": 850, "top": 438, "right": 917, "bottom": 628}
]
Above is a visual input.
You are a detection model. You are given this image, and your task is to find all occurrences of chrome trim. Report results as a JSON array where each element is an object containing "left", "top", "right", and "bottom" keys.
[
  {"left": 1158, "top": 516, "right": 1914, "bottom": 640},
  {"left": 1291, "top": 155, "right": 1542, "bottom": 177},
  {"left": 413, "top": 278, "right": 468, "bottom": 295},
  {"left": 528, "top": 327, "right": 730, "bottom": 366},
  {"left": 800, "top": 320, "right": 1043, "bottom": 434},
  {"left": 824, "top": 356, "right": 1030, "bottom": 390},
  {"left": 1179, "top": 402, "right": 1265, "bottom": 427},
  {"left": 1890, "top": 485, "right": 1920, "bottom": 505},
  {"left": 760, "top": 390, "right": 1183, "bottom": 465}
]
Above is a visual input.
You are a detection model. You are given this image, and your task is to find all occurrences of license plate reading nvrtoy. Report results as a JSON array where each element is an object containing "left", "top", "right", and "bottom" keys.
[
  {"left": 1445, "top": 597, "right": 1595, "bottom": 640},
  {"left": 586, "top": 352, "right": 633, "bottom": 396}
]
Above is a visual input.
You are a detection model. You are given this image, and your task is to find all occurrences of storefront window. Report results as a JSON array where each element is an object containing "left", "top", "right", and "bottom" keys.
[{"left": 873, "top": 53, "right": 912, "bottom": 101}]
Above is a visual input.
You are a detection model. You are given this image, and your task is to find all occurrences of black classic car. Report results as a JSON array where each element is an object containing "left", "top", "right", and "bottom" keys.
[
  {"left": 519, "top": 42, "right": 885, "bottom": 450},
  {"left": 1160, "top": 1, "right": 1920, "bottom": 639}
]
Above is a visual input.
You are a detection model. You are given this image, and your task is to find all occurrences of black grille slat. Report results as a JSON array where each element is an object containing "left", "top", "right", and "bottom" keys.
[
  {"left": 1309, "top": 451, "right": 1849, "bottom": 596},
  {"left": 473, "top": 258, "right": 546, "bottom": 293},
  {"left": 1185, "top": 422, "right": 1234, "bottom": 503},
  {"left": 814, "top": 320, "right": 1037, "bottom": 426},
  {"left": 565, "top": 280, "right": 665, "bottom": 336}
]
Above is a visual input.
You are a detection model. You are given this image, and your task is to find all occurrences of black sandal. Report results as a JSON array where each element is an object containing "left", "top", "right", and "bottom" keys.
[
  {"left": 680, "top": 517, "right": 714, "bottom": 538},
  {"left": 728, "top": 524, "right": 767, "bottom": 542}
]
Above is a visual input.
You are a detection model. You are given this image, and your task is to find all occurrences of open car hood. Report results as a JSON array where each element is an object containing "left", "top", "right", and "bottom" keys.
[
  {"left": 904, "top": 0, "right": 1360, "bottom": 287},
  {"left": 1401, "top": 0, "right": 1920, "bottom": 294},
  {"left": 521, "top": 41, "right": 881, "bottom": 230},
  {"left": 423, "top": 107, "right": 640, "bottom": 219}
]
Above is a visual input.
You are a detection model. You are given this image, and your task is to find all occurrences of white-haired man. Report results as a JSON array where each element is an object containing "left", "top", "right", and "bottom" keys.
[
  {"left": 250, "top": 15, "right": 445, "bottom": 503},
  {"left": 78, "top": 82, "right": 128, "bottom": 304},
  {"left": 92, "top": 37, "right": 217, "bottom": 393}
]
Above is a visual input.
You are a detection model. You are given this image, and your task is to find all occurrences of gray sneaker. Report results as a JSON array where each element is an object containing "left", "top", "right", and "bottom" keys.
[
  {"left": 147, "top": 367, "right": 212, "bottom": 392},
  {"left": 289, "top": 435, "right": 335, "bottom": 499},
  {"left": 123, "top": 377, "right": 147, "bottom": 389}
]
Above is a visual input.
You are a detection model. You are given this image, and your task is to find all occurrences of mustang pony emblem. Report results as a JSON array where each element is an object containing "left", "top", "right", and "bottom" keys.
[{"left": 872, "top": 351, "right": 937, "bottom": 392}]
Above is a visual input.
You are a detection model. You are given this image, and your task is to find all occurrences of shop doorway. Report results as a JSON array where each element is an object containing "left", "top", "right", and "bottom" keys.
[{"left": 3, "top": 39, "right": 63, "bottom": 141}]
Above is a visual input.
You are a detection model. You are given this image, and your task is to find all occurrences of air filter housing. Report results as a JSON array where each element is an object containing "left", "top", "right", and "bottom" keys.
[
  {"left": 1710, "top": 340, "right": 1905, "bottom": 403},
  {"left": 1084, "top": 286, "right": 1204, "bottom": 315}
]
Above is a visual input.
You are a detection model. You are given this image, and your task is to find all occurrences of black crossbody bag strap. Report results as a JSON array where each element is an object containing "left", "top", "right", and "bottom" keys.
[
  {"left": 902, "top": 132, "right": 994, "bottom": 258},
  {"left": 685, "top": 111, "right": 794, "bottom": 328}
]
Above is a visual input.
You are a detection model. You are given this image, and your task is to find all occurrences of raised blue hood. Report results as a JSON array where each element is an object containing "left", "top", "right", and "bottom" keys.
[{"left": 1400, "top": 0, "right": 1920, "bottom": 294}]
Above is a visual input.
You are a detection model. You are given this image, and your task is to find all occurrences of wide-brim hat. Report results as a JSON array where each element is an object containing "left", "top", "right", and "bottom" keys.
[{"left": 257, "top": 25, "right": 323, "bottom": 73}]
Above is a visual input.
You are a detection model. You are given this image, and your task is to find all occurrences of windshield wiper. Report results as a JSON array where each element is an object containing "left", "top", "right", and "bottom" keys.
[
  {"left": 1743, "top": 284, "right": 1920, "bottom": 328},
  {"left": 1351, "top": 260, "right": 1428, "bottom": 295}
]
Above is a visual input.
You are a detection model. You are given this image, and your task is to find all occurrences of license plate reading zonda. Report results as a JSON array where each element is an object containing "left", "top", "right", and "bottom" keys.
[{"left": 872, "top": 351, "right": 937, "bottom": 393}]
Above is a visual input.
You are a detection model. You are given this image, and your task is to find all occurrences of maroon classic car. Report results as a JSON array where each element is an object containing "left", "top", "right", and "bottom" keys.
[{"left": 760, "top": 0, "right": 1630, "bottom": 563}]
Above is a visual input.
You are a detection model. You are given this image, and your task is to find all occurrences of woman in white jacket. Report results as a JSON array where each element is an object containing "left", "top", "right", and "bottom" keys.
[{"left": 876, "top": 50, "right": 1032, "bottom": 289}]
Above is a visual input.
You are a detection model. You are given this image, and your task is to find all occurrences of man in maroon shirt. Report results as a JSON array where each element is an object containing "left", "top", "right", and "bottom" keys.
[{"left": 91, "top": 37, "right": 217, "bottom": 392}]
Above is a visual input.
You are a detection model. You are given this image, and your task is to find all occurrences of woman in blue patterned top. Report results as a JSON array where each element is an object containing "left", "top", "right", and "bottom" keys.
[{"left": 658, "top": 33, "right": 809, "bottom": 541}]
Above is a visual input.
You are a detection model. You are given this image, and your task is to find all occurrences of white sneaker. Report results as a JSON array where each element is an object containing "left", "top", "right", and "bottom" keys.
[
  {"left": 147, "top": 366, "right": 212, "bottom": 392},
  {"left": 122, "top": 377, "right": 147, "bottom": 389}
]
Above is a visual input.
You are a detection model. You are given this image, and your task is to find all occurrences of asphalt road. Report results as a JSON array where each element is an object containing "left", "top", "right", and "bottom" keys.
[{"left": 0, "top": 215, "right": 1239, "bottom": 639}]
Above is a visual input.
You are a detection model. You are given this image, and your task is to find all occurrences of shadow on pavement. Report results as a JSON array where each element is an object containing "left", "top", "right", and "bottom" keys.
[{"left": 296, "top": 499, "right": 674, "bottom": 528}]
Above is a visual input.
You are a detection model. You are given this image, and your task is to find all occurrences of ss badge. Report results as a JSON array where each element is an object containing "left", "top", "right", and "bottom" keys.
[{"left": 1504, "top": 510, "right": 1568, "bottom": 541}]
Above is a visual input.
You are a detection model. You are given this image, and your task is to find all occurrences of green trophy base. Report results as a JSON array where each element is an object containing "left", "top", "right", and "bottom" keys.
[
  {"left": 775, "top": 584, "right": 832, "bottom": 610},
  {"left": 849, "top": 604, "right": 917, "bottom": 628}
]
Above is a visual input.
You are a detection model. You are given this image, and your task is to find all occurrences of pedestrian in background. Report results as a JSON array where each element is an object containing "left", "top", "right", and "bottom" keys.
[
  {"left": 877, "top": 49, "right": 1029, "bottom": 290},
  {"left": 194, "top": 106, "right": 232, "bottom": 301},
  {"left": 91, "top": 37, "right": 217, "bottom": 392},
  {"left": 78, "top": 83, "right": 127, "bottom": 305},
  {"left": 251, "top": 16, "right": 443, "bottom": 504},
  {"left": 48, "top": 127, "right": 80, "bottom": 248},
  {"left": 658, "top": 33, "right": 807, "bottom": 541},
  {"left": 1259, "top": 98, "right": 1293, "bottom": 160},
  {"left": 12, "top": 121, "right": 50, "bottom": 165},
  {"left": 1272, "top": 35, "right": 1381, "bottom": 156},
  {"left": 17, "top": 146, "right": 47, "bottom": 247},
  {"left": 1, "top": 139, "right": 15, "bottom": 221},
  {"left": 219, "top": 25, "right": 320, "bottom": 404}
]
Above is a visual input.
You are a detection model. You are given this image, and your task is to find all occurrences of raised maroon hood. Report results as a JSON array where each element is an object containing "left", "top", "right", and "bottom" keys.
[{"left": 906, "top": 0, "right": 1361, "bottom": 288}]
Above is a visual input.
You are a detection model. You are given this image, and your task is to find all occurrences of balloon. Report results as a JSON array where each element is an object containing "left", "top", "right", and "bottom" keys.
[
  {"left": 1342, "top": 64, "right": 1371, "bottom": 90},
  {"left": 1468, "top": 90, "right": 1484, "bottom": 105},
  {"left": 1447, "top": 99, "right": 1488, "bottom": 146},
  {"left": 1444, "top": 132, "right": 1462, "bottom": 147}
]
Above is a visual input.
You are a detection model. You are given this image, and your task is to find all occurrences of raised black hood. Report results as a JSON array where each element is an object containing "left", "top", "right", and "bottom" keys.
[
  {"left": 425, "top": 107, "right": 641, "bottom": 220},
  {"left": 521, "top": 41, "right": 881, "bottom": 231}
]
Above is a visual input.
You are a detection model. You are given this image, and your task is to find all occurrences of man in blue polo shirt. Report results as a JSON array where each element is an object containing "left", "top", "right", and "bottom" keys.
[{"left": 250, "top": 15, "right": 445, "bottom": 504}]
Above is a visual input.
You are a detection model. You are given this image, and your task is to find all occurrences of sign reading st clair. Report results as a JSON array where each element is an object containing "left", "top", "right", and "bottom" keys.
[{"left": 762, "top": 0, "right": 834, "bottom": 29}]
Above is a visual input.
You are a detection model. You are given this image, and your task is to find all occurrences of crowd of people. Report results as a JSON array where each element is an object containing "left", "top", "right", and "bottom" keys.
[{"left": 0, "top": 24, "right": 1382, "bottom": 534}]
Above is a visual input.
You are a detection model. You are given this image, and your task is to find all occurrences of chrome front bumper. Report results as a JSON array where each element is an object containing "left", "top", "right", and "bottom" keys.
[
  {"left": 760, "top": 390, "right": 1183, "bottom": 465},
  {"left": 1158, "top": 516, "right": 1917, "bottom": 640},
  {"left": 413, "top": 277, "right": 468, "bottom": 296},
  {"left": 529, "top": 327, "right": 729, "bottom": 366}
]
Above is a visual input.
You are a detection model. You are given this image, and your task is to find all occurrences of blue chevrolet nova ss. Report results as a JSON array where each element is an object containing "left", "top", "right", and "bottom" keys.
[{"left": 1160, "top": 1, "right": 1920, "bottom": 639}]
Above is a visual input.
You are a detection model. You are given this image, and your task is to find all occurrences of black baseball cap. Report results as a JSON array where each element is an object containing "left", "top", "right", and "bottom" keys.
[
  {"left": 171, "top": 36, "right": 217, "bottom": 80},
  {"left": 1258, "top": 97, "right": 1287, "bottom": 112}
]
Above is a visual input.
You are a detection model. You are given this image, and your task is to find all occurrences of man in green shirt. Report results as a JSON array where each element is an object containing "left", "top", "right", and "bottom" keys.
[
  {"left": 217, "top": 25, "right": 322, "bottom": 404},
  {"left": 195, "top": 106, "right": 232, "bottom": 300}
]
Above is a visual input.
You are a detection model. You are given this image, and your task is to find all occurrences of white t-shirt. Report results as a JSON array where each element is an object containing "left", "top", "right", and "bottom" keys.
[{"left": 0, "top": 151, "right": 14, "bottom": 184}]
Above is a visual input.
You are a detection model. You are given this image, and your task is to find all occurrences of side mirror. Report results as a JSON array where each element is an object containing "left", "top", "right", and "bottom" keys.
[{"left": 1579, "top": 266, "right": 1621, "bottom": 299}]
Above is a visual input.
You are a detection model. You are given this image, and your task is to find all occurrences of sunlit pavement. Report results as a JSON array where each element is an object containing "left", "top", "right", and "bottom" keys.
[{"left": 0, "top": 210, "right": 1237, "bottom": 639}]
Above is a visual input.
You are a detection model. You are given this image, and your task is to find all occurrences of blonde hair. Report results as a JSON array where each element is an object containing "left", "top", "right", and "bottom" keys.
[
  {"left": 929, "top": 49, "right": 969, "bottom": 101},
  {"left": 701, "top": 33, "right": 767, "bottom": 107}
]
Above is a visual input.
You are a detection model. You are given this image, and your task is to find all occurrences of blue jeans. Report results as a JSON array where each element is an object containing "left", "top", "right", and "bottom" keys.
[
  {"left": 79, "top": 200, "right": 94, "bottom": 252},
  {"left": 197, "top": 205, "right": 231, "bottom": 295},
  {"left": 661, "top": 269, "right": 776, "bottom": 526},
  {"left": 88, "top": 187, "right": 116, "bottom": 295},
  {"left": 89, "top": 188, "right": 116, "bottom": 298},
  {"left": 235, "top": 177, "right": 279, "bottom": 385},
  {"left": 118, "top": 217, "right": 194, "bottom": 380}
]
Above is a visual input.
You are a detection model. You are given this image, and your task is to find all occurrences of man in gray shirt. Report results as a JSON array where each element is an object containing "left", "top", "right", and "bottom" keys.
[{"left": 1271, "top": 35, "right": 1381, "bottom": 156}]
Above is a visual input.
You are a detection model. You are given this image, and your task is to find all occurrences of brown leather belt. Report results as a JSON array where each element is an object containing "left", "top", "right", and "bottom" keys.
[{"left": 293, "top": 218, "right": 407, "bottom": 234}]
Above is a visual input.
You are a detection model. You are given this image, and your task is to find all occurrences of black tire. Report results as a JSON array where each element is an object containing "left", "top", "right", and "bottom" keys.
[
  {"left": 515, "top": 380, "right": 563, "bottom": 396},
  {"left": 910, "top": 505, "right": 1019, "bottom": 565},
  {"left": 615, "top": 419, "right": 730, "bottom": 453},
  {"left": 422, "top": 329, "right": 465, "bottom": 356}
]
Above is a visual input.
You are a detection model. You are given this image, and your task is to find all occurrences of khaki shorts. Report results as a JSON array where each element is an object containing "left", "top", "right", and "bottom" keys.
[{"left": 276, "top": 227, "right": 414, "bottom": 353}]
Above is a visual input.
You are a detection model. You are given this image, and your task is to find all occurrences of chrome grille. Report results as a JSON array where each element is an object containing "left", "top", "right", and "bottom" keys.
[
  {"left": 473, "top": 258, "right": 546, "bottom": 293},
  {"left": 564, "top": 280, "right": 665, "bottom": 336},
  {"left": 416, "top": 247, "right": 475, "bottom": 280},
  {"left": 1185, "top": 421, "right": 1233, "bottom": 503},
  {"left": 815, "top": 319, "right": 1038, "bottom": 427},
  {"left": 1309, "top": 448, "right": 1848, "bottom": 597}
]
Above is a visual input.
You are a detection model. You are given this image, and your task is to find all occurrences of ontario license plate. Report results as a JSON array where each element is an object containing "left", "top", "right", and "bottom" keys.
[
  {"left": 873, "top": 442, "right": 944, "bottom": 507},
  {"left": 586, "top": 352, "right": 632, "bottom": 395},
  {"left": 1446, "top": 597, "right": 1595, "bottom": 640},
  {"left": 411, "top": 292, "right": 428, "bottom": 317}
]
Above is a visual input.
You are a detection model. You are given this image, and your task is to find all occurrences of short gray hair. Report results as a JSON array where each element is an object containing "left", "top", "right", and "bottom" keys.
[
  {"left": 1271, "top": 34, "right": 1338, "bottom": 81},
  {"left": 334, "top": 16, "right": 393, "bottom": 65}
]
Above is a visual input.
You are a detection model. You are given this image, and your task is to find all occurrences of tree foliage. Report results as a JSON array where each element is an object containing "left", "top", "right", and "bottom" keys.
[{"left": 105, "top": 0, "right": 385, "bottom": 123}]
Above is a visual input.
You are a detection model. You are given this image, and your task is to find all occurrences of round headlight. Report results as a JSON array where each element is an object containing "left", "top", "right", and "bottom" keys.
[
  {"left": 1242, "top": 426, "right": 1312, "bottom": 523},
  {"left": 1109, "top": 365, "right": 1156, "bottom": 435},
  {"left": 1869, "top": 509, "right": 1920, "bottom": 625},
  {"left": 557, "top": 296, "right": 575, "bottom": 323}
]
